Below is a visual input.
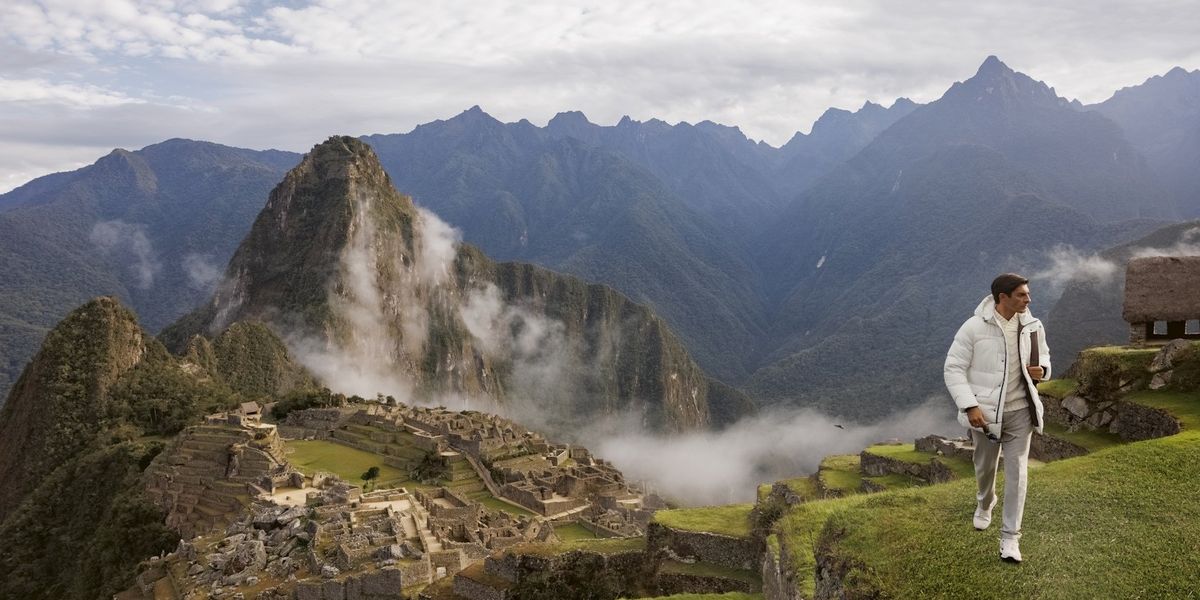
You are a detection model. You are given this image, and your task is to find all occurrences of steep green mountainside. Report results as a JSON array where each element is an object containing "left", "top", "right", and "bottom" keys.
[
  {"left": 0, "top": 140, "right": 300, "bottom": 403},
  {"left": 164, "top": 136, "right": 751, "bottom": 433},
  {"left": 746, "top": 57, "right": 1172, "bottom": 417},
  {"left": 1045, "top": 219, "right": 1200, "bottom": 366},
  {"left": 0, "top": 296, "right": 310, "bottom": 599},
  {"left": 362, "top": 109, "right": 770, "bottom": 384},
  {"left": 1091, "top": 67, "right": 1200, "bottom": 216}
]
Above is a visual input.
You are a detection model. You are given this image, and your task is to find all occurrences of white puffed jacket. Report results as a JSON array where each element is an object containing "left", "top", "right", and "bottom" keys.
[{"left": 944, "top": 295, "right": 1051, "bottom": 434}]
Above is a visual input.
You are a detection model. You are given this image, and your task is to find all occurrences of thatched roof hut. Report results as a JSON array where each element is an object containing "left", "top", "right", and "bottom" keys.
[{"left": 1122, "top": 256, "right": 1200, "bottom": 323}]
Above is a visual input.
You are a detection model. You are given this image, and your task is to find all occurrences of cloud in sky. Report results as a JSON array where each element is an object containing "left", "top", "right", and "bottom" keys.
[{"left": 1, "top": 0, "right": 1198, "bottom": 192}]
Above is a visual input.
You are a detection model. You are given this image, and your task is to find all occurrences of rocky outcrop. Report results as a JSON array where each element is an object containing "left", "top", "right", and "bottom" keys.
[
  {"left": 1109, "top": 401, "right": 1181, "bottom": 441},
  {"left": 1029, "top": 432, "right": 1089, "bottom": 462}
]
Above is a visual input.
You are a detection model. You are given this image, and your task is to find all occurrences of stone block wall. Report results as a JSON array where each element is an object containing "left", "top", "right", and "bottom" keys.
[
  {"left": 1109, "top": 401, "right": 1181, "bottom": 441},
  {"left": 646, "top": 522, "right": 757, "bottom": 571}
]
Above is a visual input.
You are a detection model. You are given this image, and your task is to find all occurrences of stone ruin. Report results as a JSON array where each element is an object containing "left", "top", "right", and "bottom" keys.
[
  {"left": 144, "top": 415, "right": 298, "bottom": 538},
  {"left": 126, "top": 399, "right": 656, "bottom": 599},
  {"left": 291, "top": 403, "right": 653, "bottom": 535}
]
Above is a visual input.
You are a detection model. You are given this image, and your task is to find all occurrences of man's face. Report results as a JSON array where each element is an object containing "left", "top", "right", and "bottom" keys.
[{"left": 999, "top": 283, "right": 1031, "bottom": 314}]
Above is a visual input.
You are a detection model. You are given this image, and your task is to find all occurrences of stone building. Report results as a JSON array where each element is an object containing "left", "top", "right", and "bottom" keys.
[{"left": 1123, "top": 256, "right": 1200, "bottom": 344}]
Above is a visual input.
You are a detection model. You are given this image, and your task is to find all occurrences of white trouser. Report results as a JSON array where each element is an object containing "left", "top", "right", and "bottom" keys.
[{"left": 970, "top": 407, "right": 1033, "bottom": 540}]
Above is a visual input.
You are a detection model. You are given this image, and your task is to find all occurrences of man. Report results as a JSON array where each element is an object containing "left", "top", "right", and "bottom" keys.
[{"left": 944, "top": 273, "right": 1051, "bottom": 564}]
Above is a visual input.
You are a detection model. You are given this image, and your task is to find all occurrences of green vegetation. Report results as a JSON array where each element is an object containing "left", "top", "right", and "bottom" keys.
[
  {"left": 1074, "top": 346, "right": 1158, "bottom": 401},
  {"left": 864, "top": 443, "right": 974, "bottom": 479},
  {"left": 554, "top": 522, "right": 601, "bottom": 542},
  {"left": 0, "top": 140, "right": 296, "bottom": 404},
  {"left": 285, "top": 439, "right": 408, "bottom": 487},
  {"left": 816, "top": 454, "right": 863, "bottom": 495},
  {"left": 767, "top": 344, "right": 1200, "bottom": 598},
  {"left": 514, "top": 536, "right": 648, "bottom": 558},
  {"left": 862, "top": 473, "right": 924, "bottom": 490},
  {"left": 270, "top": 387, "right": 347, "bottom": 420},
  {"left": 210, "top": 321, "right": 314, "bottom": 398},
  {"left": 470, "top": 492, "right": 537, "bottom": 517},
  {"left": 1036, "top": 378, "right": 1079, "bottom": 399},
  {"left": 361, "top": 465, "right": 381, "bottom": 489},
  {"left": 0, "top": 441, "right": 177, "bottom": 600},
  {"left": 658, "top": 560, "right": 761, "bottom": 585},
  {"left": 626, "top": 594, "right": 762, "bottom": 600},
  {"left": 1041, "top": 422, "right": 1124, "bottom": 453},
  {"left": 778, "top": 426, "right": 1200, "bottom": 598},
  {"left": 1124, "top": 389, "right": 1200, "bottom": 429},
  {"left": 653, "top": 504, "right": 753, "bottom": 538},
  {"left": 111, "top": 341, "right": 238, "bottom": 436}
]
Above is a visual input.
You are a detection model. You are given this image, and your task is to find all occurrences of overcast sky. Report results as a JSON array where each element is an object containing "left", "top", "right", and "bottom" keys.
[{"left": 1, "top": 0, "right": 1198, "bottom": 193}]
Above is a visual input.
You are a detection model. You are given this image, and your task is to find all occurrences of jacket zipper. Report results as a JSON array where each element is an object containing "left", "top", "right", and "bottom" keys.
[{"left": 996, "top": 313, "right": 1040, "bottom": 432}]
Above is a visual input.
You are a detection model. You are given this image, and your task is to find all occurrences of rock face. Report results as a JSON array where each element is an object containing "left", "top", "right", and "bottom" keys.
[{"left": 163, "top": 136, "right": 750, "bottom": 433}]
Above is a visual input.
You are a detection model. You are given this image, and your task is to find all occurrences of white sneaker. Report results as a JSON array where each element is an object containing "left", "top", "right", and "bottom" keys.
[
  {"left": 973, "top": 504, "right": 994, "bottom": 530},
  {"left": 1000, "top": 538, "right": 1022, "bottom": 563}
]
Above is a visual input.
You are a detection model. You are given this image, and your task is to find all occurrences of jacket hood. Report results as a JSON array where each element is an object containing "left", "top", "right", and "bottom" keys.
[{"left": 974, "top": 294, "right": 1039, "bottom": 326}]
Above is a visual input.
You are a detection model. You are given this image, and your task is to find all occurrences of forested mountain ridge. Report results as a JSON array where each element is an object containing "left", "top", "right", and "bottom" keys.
[
  {"left": 164, "top": 136, "right": 752, "bottom": 434},
  {"left": 0, "top": 140, "right": 300, "bottom": 402}
]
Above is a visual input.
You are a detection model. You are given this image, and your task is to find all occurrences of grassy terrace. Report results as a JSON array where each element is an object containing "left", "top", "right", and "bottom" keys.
[
  {"left": 658, "top": 560, "right": 761, "bottom": 585},
  {"left": 1124, "top": 389, "right": 1200, "bottom": 429},
  {"left": 759, "top": 475, "right": 821, "bottom": 504},
  {"left": 511, "top": 536, "right": 648, "bottom": 557},
  {"left": 554, "top": 522, "right": 602, "bottom": 541},
  {"left": 1040, "top": 422, "right": 1124, "bottom": 453},
  {"left": 863, "top": 442, "right": 975, "bottom": 479},
  {"left": 862, "top": 472, "right": 924, "bottom": 490},
  {"left": 285, "top": 439, "right": 409, "bottom": 487},
  {"left": 284, "top": 437, "right": 539, "bottom": 517},
  {"left": 465, "top": 490, "right": 537, "bottom": 517},
  {"left": 777, "top": 418, "right": 1200, "bottom": 598},
  {"left": 816, "top": 454, "right": 862, "bottom": 495},
  {"left": 1036, "top": 378, "right": 1079, "bottom": 399},
  {"left": 626, "top": 594, "right": 763, "bottom": 600},
  {"left": 652, "top": 504, "right": 754, "bottom": 538}
]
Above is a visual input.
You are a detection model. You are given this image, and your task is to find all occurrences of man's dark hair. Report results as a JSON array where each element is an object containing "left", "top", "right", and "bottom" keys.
[{"left": 991, "top": 273, "right": 1029, "bottom": 303}]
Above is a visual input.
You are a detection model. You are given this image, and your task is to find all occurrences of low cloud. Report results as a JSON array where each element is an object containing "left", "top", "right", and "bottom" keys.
[
  {"left": 590, "top": 397, "right": 961, "bottom": 506},
  {"left": 182, "top": 253, "right": 223, "bottom": 291},
  {"left": 89, "top": 219, "right": 161, "bottom": 289},
  {"left": 1130, "top": 226, "right": 1200, "bottom": 259},
  {"left": 1028, "top": 244, "right": 1120, "bottom": 296},
  {"left": 416, "top": 206, "right": 461, "bottom": 285}
]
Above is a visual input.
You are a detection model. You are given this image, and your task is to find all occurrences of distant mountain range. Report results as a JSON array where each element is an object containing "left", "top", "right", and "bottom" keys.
[{"left": 2, "top": 56, "right": 1198, "bottom": 420}]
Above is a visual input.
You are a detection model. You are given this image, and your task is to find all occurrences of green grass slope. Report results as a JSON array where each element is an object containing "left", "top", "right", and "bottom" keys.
[{"left": 774, "top": 377, "right": 1200, "bottom": 598}]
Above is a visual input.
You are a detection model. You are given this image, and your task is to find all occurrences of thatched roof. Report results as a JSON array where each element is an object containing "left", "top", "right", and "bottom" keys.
[
  {"left": 1122, "top": 256, "right": 1200, "bottom": 322},
  {"left": 240, "top": 401, "right": 261, "bottom": 415}
]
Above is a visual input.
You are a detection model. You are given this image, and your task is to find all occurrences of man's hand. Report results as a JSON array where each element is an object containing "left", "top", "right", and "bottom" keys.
[
  {"left": 1027, "top": 365, "right": 1045, "bottom": 381},
  {"left": 966, "top": 406, "right": 987, "bottom": 429}
]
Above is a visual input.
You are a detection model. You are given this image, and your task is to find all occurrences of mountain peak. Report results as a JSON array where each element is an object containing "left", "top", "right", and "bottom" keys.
[
  {"left": 976, "top": 54, "right": 1009, "bottom": 76},
  {"left": 302, "top": 135, "right": 387, "bottom": 182},
  {"left": 1165, "top": 66, "right": 1192, "bottom": 79},
  {"left": 942, "top": 55, "right": 1067, "bottom": 110},
  {"left": 445, "top": 105, "right": 501, "bottom": 127},
  {"left": 547, "top": 110, "right": 591, "bottom": 127}
]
